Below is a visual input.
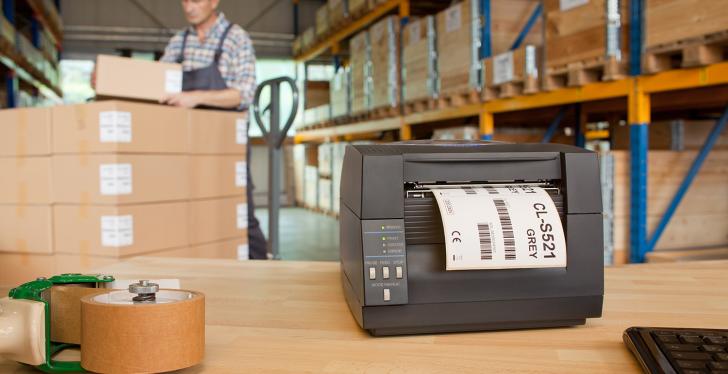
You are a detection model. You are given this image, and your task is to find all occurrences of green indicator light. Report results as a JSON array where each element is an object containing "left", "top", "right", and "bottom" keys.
[
  {"left": 381, "top": 225, "right": 385, "bottom": 230},
  {"left": 382, "top": 236, "right": 386, "bottom": 241}
]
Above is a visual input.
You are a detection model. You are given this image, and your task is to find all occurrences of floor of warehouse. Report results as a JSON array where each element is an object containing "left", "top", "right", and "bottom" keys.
[{"left": 256, "top": 207, "right": 339, "bottom": 261}]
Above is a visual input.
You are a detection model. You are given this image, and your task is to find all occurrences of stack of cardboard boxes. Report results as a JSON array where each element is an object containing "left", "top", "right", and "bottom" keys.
[{"left": 0, "top": 56, "right": 249, "bottom": 286}]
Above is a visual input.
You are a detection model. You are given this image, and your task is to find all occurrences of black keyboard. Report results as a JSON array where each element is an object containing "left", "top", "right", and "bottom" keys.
[{"left": 625, "top": 327, "right": 728, "bottom": 374}]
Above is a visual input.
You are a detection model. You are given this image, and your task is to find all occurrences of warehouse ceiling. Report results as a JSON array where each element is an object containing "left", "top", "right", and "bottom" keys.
[{"left": 61, "top": 0, "right": 324, "bottom": 60}]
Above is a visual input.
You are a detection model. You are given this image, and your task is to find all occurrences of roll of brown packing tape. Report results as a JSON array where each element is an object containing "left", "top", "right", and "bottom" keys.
[{"left": 80, "top": 289, "right": 205, "bottom": 373}]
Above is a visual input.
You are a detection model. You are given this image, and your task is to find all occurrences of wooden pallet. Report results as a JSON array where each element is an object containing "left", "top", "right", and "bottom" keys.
[
  {"left": 543, "top": 56, "right": 626, "bottom": 91},
  {"left": 644, "top": 30, "right": 728, "bottom": 74},
  {"left": 437, "top": 89, "right": 481, "bottom": 108},
  {"left": 483, "top": 76, "right": 539, "bottom": 101},
  {"left": 402, "top": 97, "right": 441, "bottom": 115}
]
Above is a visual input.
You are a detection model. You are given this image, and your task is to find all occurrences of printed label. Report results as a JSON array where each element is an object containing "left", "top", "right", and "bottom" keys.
[
  {"left": 235, "top": 161, "right": 247, "bottom": 187},
  {"left": 431, "top": 186, "right": 566, "bottom": 270},
  {"left": 445, "top": 5, "right": 462, "bottom": 33},
  {"left": 236, "top": 118, "right": 248, "bottom": 145},
  {"left": 165, "top": 69, "right": 183, "bottom": 93},
  {"left": 560, "top": 0, "right": 589, "bottom": 11},
  {"left": 237, "top": 203, "right": 248, "bottom": 229},
  {"left": 493, "top": 52, "right": 514, "bottom": 85},
  {"left": 237, "top": 244, "right": 249, "bottom": 261},
  {"left": 99, "top": 163, "right": 133, "bottom": 196},
  {"left": 100, "top": 215, "right": 134, "bottom": 247},
  {"left": 99, "top": 111, "right": 132, "bottom": 143}
]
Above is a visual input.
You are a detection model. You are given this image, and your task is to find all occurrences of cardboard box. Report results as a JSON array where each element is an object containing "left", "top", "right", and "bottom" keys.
[
  {"left": 370, "top": 15, "right": 400, "bottom": 110},
  {"left": 319, "top": 178, "right": 332, "bottom": 212},
  {"left": 53, "top": 201, "right": 189, "bottom": 257},
  {"left": 437, "top": 0, "right": 481, "bottom": 96},
  {"left": 188, "top": 109, "right": 248, "bottom": 155},
  {"left": 403, "top": 16, "right": 437, "bottom": 103},
  {"left": 189, "top": 155, "right": 247, "bottom": 199},
  {"left": 0, "top": 157, "right": 52, "bottom": 204},
  {"left": 52, "top": 101, "right": 189, "bottom": 154},
  {"left": 52, "top": 154, "right": 189, "bottom": 204},
  {"left": 350, "top": 31, "right": 370, "bottom": 114},
  {"left": 151, "top": 238, "right": 247, "bottom": 260},
  {"left": 0, "top": 107, "right": 52, "bottom": 156},
  {"left": 0, "top": 252, "right": 56, "bottom": 287},
  {"left": 0, "top": 205, "right": 53, "bottom": 254},
  {"left": 315, "top": 4, "right": 329, "bottom": 38},
  {"left": 188, "top": 197, "right": 248, "bottom": 245},
  {"left": 94, "top": 55, "right": 183, "bottom": 102},
  {"left": 330, "top": 67, "right": 350, "bottom": 118}
]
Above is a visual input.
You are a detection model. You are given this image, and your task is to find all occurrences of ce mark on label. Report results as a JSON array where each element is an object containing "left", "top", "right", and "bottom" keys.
[{"left": 450, "top": 231, "right": 464, "bottom": 261}]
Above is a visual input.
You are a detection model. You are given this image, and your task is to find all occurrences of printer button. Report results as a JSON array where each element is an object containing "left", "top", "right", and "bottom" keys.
[
  {"left": 396, "top": 266, "right": 403, "bottom": 279},
  {"left": 369, "top": 267, "right": 376, "bottom": 280},
  {"left": 382, "top": 266, "right": 390, "bottom": 279},
  {"left": 383, "top": 288, "right": 391, "bottom": 302}
]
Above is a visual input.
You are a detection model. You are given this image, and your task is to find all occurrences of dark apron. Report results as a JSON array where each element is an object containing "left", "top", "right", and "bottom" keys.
[{"left": 178, "top": 24, "right": 268, "bottom": 260}]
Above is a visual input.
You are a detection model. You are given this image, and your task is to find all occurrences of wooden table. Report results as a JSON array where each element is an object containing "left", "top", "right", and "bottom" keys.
[{"left": 3, "top": 258, "right": 728, "bottom": 373}]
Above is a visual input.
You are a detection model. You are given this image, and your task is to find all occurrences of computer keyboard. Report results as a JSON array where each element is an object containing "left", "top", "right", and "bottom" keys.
[{"left": 625, "top": 327, "right": 728, "bottom": 374}]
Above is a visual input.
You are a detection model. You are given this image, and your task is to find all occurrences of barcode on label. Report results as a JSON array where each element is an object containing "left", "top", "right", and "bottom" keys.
[
  {"left": 494, "top": 199, "right": 516, "bottom": 260},
  {"left": 463, "top": 186, "right": 477, "bottom": 195},
  {"left": 477, "top": 223, "right": 493, "bottom": 260},
  {"left": 484, "top": 186, "right": 498, "bottom": 194}
]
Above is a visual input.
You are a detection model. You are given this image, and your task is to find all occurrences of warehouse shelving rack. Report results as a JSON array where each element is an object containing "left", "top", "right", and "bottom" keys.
[
  {"left": 291, "top": 0, "right": 728, "bottom": 263},
  {"left": 1, "top": 0, "right": 62, "bottom": 107}
]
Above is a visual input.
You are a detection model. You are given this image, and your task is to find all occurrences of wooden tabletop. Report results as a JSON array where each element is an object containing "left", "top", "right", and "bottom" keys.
[{"left": 3, "top": 258, "right": 728, "bottom": 373}]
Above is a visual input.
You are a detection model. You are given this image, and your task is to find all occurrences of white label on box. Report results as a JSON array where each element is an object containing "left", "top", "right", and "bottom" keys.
[
  {"left": 493, "top": 52, "right": 514, "bottom": 85},
  {"left": 560, "top": 0, "right": 589, "bottom": 11},
  {"left": 165, "top": 69, "right": 183, "bottom": 93},
  {"left": 99, "top": 111, "right": 132, "bottom": 143},
  {"left": 100, "top": 215, "right": 134, "bottom": 247},
  {"left": 235, "top": 161, "right": 247, "bottom": 187},
  {"left": 445, "top": 5, "right": 462, "bottom": 33},
  {"left": 236, "top": 203, "right": 248, "bottom": 229},
  {"left": 408, "top": 21, "right": 421, "bottom": 45},
  {"left": 237, "top": 244, "right": 249, "bottom": 261},
  {"left": 235, "top": 118, "right": 248, "bottom": 145},
  {"left": 430, "top": 185, "right": 566, "bottom": 271},
  {"left": 99, "top": 163, "right": 133, "bottom": 196}
]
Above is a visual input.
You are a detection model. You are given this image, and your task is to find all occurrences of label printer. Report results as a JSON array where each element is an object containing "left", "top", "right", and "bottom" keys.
[{"left": 339, "top": 141, "right": 604, "bottom": 336}]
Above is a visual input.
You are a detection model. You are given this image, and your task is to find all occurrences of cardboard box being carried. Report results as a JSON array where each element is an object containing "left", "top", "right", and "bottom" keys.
[{"left": 94, "top": 55, "right": 183, "bottom": 102}]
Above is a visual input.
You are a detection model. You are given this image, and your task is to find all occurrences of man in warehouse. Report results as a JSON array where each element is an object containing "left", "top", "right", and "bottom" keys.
[{"left": 159, "top": 0, "right": 267, "bottom": 259}]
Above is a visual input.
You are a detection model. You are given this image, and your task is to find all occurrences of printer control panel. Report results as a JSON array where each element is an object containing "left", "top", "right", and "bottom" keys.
[{"left": 362, "top": 219, "right": 408, "bottom": 306}]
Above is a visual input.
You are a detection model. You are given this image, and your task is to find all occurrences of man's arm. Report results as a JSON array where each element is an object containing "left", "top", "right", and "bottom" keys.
[{"left": 161, "top": 89, "right": 241, "bottom": 108}]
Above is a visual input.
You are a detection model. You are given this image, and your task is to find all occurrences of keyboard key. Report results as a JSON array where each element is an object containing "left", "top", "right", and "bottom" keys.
[
  {"left": 711, "top": 362, "right": 728, "bottom": 370},
  {"left": 670, "top": 352, "right": 712, "bottom": 360},
  {"left": 716, "top": 353, "right": 728, "bottom": 361},
  {"left": 682, "top": 335, "right": 705, "bottom": 344},
  {"left": 677, "top": 360, "right": 707, "bottom": 369},
  {"left": 706, "top": 336, "right": 728, "bottom": 345},
  {"left": 665, "top": 344, "right": 700, "bottom": 351},
  {"left": 657, "top": 334, "right": 680, "bottom": 344},
  {"left": 703, "top": 345, "right": 725, "bottom": 353}
]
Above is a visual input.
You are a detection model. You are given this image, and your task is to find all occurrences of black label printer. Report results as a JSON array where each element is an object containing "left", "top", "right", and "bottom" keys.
[{"left": 339, "top": 141, "right": 604, "bottom": 336}]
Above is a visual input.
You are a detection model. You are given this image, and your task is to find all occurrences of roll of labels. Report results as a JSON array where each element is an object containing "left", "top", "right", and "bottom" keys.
[
  {"left": 430, "top": 185, "right": 567, "bottom": 271},
  {"left": 0, "top": 275, "right": 204, "bottom": 373}
]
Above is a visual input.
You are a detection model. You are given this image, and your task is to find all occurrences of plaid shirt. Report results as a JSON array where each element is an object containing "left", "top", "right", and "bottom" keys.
[{"left": 161, "top": 13, "right": 256, "bottom": 109}]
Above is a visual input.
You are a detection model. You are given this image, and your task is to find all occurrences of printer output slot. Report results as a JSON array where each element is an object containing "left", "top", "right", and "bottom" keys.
[{"left": 403, "top": 182, "right": 565, "bottom": 246}]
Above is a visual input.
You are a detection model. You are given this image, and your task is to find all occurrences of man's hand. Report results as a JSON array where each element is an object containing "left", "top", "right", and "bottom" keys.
[{"left": 160, "top": 91, "right": 204, "bottom": 108}]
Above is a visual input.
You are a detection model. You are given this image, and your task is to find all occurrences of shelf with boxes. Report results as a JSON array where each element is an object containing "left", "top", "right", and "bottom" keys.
[{"left": 0, "top": 0, "right": 63, "bottom": 107}]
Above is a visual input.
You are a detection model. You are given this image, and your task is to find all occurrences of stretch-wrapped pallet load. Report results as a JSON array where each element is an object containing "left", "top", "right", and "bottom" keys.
[
  {"left": 331, "top": 142, "right": 347, "bottom": 215},
  {"left": 304, "top": 165, "right": 319, "bottom": 208},
  {"left": 350, "top": 30, "right": 371, "bottom": 115},
  {"left": 543, "top": 0, "right": 628, "bottom": 90},
  {"left": 330, "top": 67, "right": 350, "bottom": 119},
  {"left": 644, "top": 0, "right": 728, "bottom": 73},
  {"left": 436, "top": 0, "right": 481, "bottom": 103},
  {"left": 328, "top": 0, "right": 348, "bottom": 29},
  {"left": 482, "top": 44, "right": 541, "bottom": 99},
  {"left": 315, "top": 4, "right": 329, "bottom": 39},
  {"left": 486, "top": 0, "right": 543, "bottom": 55},
  {"left": 402, "top": 16, "right": 438, "bottom": 109},
  {"left": 302, "top": 27, "right": 315, "bottom": 51},
  {"left": 369, "top": 15, "right": 400, "bottom": 113},
  {"left": 348, "top": 0, "right": 373, "bottom": 18},
  {"left": 293, "top": 144, "right": 306, "bottom": 206},
  {"left": 319, "top": 178, "right": 333, "bottom": 213}
]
